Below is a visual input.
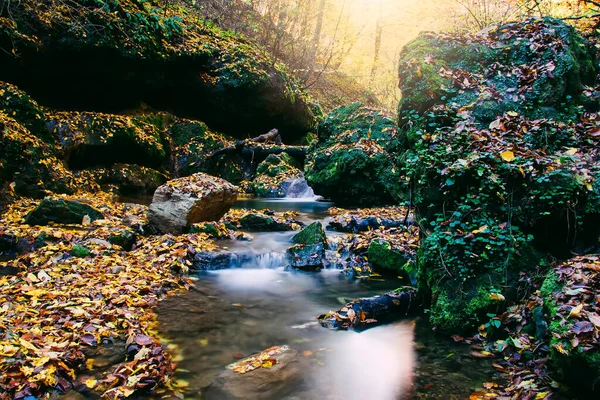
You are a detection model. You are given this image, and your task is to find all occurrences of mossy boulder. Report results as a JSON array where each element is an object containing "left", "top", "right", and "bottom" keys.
[
  {"left": 25, "top": 198, "right": 104, "bottom": 226},
  {"left": 0, "top": 111, "right": 77, "bottom": 197},
  {"left": 541, "top": 256, "right": 600, "bottom": 396},
  {"left": 0, "top": 81, "right": 51, "bottom": 143},
  {"left": 417, "top": 208, "right": 542, "bottom": 334},
  {"left": 47, "top": 111, "right": 166, "bottom": 169},
  {"left": 250, "top": 153, "right": 302, "bottom": 197},
  {"left": 238, "top": 213, "right": 294, "bottom": 232},
  {"left": 305, "top": 103, "right": 404, "bottom": 206},
  {"left": 292, "top": 222, "right": 327, "bottom": 246},
  {"left": 368, "top": 239, "right": 409, "bottom": 275},
  {"left": 398, "top": 18, "right": 595, "bottom": 126},
  {"left": 0, "top": 0, "right": 318, "bottom": 141}
]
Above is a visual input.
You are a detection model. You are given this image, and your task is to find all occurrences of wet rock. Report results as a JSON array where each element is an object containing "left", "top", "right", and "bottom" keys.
[
  {"left": 238, "top": 213, "right": 293, "bottom": 232},
  {"left": 327, "top": 215, "right": 413, "bottom": 233},
  {"left": 0, "top": 232, "right": 31, "bottom": 257},
  {"left": 292, "top": 221, "right": 327, "bottom": 247},
  {"left": 25, "top": 198, "right": 104, "bottom": 226},
  {"left": 84, "top": 163, "right": 168, "bottom": 195},
  {"left": 318, "top": 287, "right": 418, "bottom": 330},
  {"left": 204, "top": 348, "right": 306, "bottom": 400},
  {"left": 148, "top": 173, "right": 238, "bottom": 234},
  {"left": 286, "top": 243, "right": 325, "bottom": 270},
  {"left": 192, "top": 250, "right": 242, "bottom": 271},
  {"left": 107, "top": 228, "right": 137, "bottom": 250}
]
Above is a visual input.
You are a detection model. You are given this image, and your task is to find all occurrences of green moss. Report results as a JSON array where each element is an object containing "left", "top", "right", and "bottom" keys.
[
  {"left": 71, "top": 243, "right": 90, "bottom": 258},
  {"left": 292, "top": 222, "right": 327, "bottom": 246},
  {"left": 0, "top": 81, "right": 51, "bottom": 143},
  {"left": 368, "top": 240, "right": 409, "bottom": 274}
]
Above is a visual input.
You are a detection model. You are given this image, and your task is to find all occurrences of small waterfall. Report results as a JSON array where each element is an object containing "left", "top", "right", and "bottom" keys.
[
  {"left": 281, "top": 177, "right": 322, "bottom": 200},
  {"left": 254, "top": 252, "right": 285, "bottom": 269},
  {"left": 236, "top": 251, "right": 285, "bottom": 269}
]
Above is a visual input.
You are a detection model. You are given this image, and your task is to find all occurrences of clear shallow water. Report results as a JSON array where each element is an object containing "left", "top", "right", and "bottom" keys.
[{"left": 156, "top": 199, "right": 499, "bottom": 399}]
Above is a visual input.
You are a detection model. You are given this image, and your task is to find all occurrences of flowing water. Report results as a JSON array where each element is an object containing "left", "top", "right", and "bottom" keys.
[{"left": 157, "top": 198, "right": 499, "bottom": 399}]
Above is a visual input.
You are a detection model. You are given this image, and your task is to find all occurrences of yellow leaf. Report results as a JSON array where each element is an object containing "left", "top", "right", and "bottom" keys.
[
  {"left": 84, "top": 378, "right": 97, "bottom": 389},
  {"left": 199, "top": 338, "right": 209, "bottom": 346},
  {"left": 536, "top": 392, "right": 550, "bottom": 399},
  {"left": 569, "top": 303, "right": 584, "bottom": 318},
  {"left": 86, "top": 358, "right": 94, "bottom": 370},
  {"left": 472, "top": 225, "right": 488, "bottom": 234},
  {"left": 565, "top": 148, "right": 578, "bottom": 156},
  {"left": 500, "top": 151, "right": 515, "bottom": 162},
  {"left": 489, "top": 293, "right": 505, "bottom": 302}
]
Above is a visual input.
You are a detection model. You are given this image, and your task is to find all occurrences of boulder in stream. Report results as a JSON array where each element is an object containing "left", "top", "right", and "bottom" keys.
[
  {"left": 286, "top": 243, "right": 326, "bottom": 270},
  {"left": 25, "top": 198, "right": 104, "bottom": 226},
  {"left": 204, "top": 346, "right": 306, "bottom": 400},
  {"left": 148, "top": 173, "right": 238, "bottom": 234}
]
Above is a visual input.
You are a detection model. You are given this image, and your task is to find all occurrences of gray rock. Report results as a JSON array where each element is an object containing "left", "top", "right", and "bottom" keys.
[{"left": 148, "top": 173, "right": 238, "bottom": 234}]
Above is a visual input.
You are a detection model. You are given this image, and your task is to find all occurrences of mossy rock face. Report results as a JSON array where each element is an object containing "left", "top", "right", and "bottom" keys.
[
  {"left": 47, "top": 111, "right": 166, "bottom": 169},
  {"left": 251, "top": 153, "right": 302, "bottom": 198},
  {"left": 25, "top": 198, "right": 104, "bottom": 226},
  {"left": 367, "top": 239, "right": 409, "bottom": 275},
  {"left": 0, "top": 0, "right": 318, "bottom": 141},
  {"left": 0, "top": 81, "right": 51, "bottom": 143},
  {"left": 417, "top": 209, "right": 542, "bottom": 334},
  {"left": 541, "top": 256, "right": 600, "bottom": 396},
  {"left": 0, "top": 111, "right": 78, "bottom": 197},
  {"left": 86, "top": 164, "right": 168, "bottom": 196},
  {"left": 292, "top": 222, "right": 327, "bottom": 246},
  {"left": 305, "top": 103, "right": 403, "bottom": 206},
  {"left": 398, "top": 18, "right": 595, "bottom": 126}
]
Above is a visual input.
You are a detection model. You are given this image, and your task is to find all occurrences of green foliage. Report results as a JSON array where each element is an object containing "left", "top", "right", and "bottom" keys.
[{"left": 0, "top": 81, "right": 52, "bottom": 143}]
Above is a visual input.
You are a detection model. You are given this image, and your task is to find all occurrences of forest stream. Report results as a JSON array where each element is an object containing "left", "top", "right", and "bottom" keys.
[{"left": 156, "top": 198, "right": 497, "bottom": 400}]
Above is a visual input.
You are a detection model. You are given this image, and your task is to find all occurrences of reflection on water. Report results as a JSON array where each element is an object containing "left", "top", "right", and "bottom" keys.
[
  {"left": 233, "top": 197, "right": 334, "bottom": 222},
  {"left": 157, "top": 269, "right": 496, "bottom": 399}
]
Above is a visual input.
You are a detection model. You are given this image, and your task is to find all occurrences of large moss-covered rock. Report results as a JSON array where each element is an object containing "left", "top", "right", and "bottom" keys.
[
  {"left": 541, "top": 256, "right": 600, "bottom": 396},
  {"left": 398, "top": 18, "right": 595, "bottom": 126},
  {"left": 25, "top": 198, "right": 104, "bottom": 226},
  {"left": 250, "top": 153, "right": 302, "bottom": 197},
  {"left": 417, "top": 207, "right": 542, "bottom": 334},
  {"left": 47, "top": 111, "right": 166, "bottom": 169},
  {"left": 0, "top": 81, "right": 51, "bottom": 143},
  {"left": 0, "top": 0, "right": 318, "bottom": 141},
  {"left": 305, "top": 103, "right": 403, "bottom": 206},
  {"left": 0, "top": 111, "right": 79, "bottom": 197}
]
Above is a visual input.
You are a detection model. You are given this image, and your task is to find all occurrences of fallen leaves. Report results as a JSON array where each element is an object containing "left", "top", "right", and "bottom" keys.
[
  {"left": 0, "top": 193, "right": 218, "bottom": 399},
  {"left": 500, "top": 150, "right": 515, "bottom": 162},
  {"left": 226, "top": 345, "right": 288, "bottom": 374}
]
